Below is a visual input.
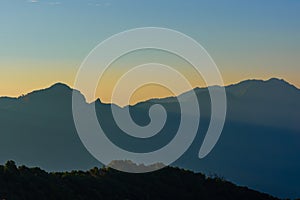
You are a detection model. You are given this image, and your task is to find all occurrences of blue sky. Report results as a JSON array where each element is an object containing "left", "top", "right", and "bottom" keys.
[{"left": 0, "top": 0, "right": 299, "bottom": 99}]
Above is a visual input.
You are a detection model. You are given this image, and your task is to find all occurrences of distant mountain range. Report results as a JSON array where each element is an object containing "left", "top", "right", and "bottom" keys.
[{"left": 0, "top": 78, "right": 299, "bottom": 198}]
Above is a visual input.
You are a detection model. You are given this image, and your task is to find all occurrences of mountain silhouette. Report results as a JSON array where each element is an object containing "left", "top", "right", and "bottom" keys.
[
  {"left": 0, "top": 78, "right": 299, "bottom": 198},
  {"left": 0, "top": 161, "right": 279, "bottom": 200}
]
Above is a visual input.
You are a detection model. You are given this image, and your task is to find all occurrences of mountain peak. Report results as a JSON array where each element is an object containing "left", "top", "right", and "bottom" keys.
[
  {"left": 264, "top": 78, "right": 299, "bottom": 89},
  {"left": 48, "top": 82, "right": 72, "bottom": 90},
  {"left": 267, "top": 77, "right": 284, "bottom": 82},
  {"left": 229, "top": 78, "right": 297, "bottom": 89},
  {"left": 265, "top": 77, "right": 289, "bottom": 84},
  {"left": 16, "top": 82, "right": 73, "bottom": 102},
  {"left": 226, "top": 77, "right": 299, "bottom": 100}
]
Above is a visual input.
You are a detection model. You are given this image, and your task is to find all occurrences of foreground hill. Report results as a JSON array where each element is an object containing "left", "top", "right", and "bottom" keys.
[
  {"left": 0, "top": 78, "right": 299, "bottom": 198},
  {"left": 0, "top": 161, "right": 278, "bottom": 200}
]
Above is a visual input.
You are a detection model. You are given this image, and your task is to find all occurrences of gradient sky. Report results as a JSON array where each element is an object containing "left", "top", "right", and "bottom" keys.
[{"left": 0, "top": 0, "right": 299, "bottom": 104}]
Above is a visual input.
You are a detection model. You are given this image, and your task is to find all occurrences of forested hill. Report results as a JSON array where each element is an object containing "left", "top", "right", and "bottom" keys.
[{"left": 0, "top": 161, "right": 279, "bottom": 200}]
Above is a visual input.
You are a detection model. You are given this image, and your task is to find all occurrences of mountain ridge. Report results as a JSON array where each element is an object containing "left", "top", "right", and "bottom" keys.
[
  {"left": 1, "top": 77, "right": 298, "bottom": 107},
  {"left": 0, "top": 77, "right": 299, "bottom": 198}
]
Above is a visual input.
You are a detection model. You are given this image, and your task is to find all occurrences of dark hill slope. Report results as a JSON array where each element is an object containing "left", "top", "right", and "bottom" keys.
[{"left": 0, "top": 161, "right": 278, "bottom": 200}]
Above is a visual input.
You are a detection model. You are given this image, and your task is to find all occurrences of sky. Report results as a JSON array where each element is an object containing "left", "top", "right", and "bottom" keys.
[{"left": 0, "top": 0, "right": 299, "bottom": 105}]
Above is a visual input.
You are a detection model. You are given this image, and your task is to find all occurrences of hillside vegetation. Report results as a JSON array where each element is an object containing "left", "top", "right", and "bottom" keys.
[{"left": 0, "top": 161, "right": 279, "bottom": 200}]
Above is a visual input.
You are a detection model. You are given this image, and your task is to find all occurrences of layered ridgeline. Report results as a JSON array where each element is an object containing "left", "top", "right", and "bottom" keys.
[
  {"left": 0, "top": 161, "right": 279, "bottom": 200},
  {"left": 0, "top": 78, "right": 299, "bottom": 198}
]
